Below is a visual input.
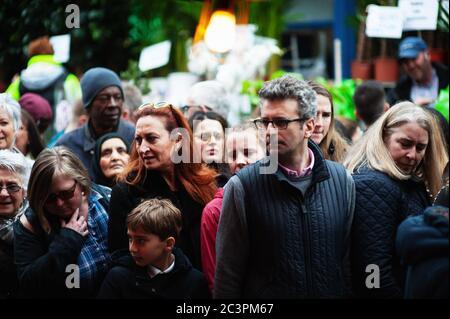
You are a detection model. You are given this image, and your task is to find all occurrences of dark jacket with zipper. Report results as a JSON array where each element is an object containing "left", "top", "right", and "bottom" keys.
[
  {"left": 387, "top": 61, "right": 449, "bottom": 105},
  {"left": 109, "top": 172, "right": 206, "bottom": 270},
  {"left": 351, "top": 167, "right": 430, "bottom": 298},
  {"left": 214, "top": 140, "right": 355, "bottom": 298},
  {"left": 97, "top": 248, "right": 210, "bottom": 299}
]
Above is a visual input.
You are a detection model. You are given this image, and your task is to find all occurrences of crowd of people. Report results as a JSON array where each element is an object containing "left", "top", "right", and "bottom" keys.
[{"left": 0, "top": 35, "right": 448, "bottom": 299}]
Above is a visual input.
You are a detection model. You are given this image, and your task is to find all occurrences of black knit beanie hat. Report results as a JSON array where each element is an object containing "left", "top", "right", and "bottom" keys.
[{"left": 81, "top": 67, "right": 123, "bottom": 108}]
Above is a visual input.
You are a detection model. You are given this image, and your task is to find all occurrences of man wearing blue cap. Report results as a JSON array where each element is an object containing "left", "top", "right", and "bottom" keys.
[
  {"left": 388, "top": 37, "right": 448, "bottom": 107},
  {"left": 55, "top": 67, "right": 135, "bottom": 178}
]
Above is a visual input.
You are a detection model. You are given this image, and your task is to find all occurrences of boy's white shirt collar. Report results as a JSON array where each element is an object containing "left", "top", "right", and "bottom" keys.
[{"left": 147, "top": 254, "right": 175, "bottom": 278}]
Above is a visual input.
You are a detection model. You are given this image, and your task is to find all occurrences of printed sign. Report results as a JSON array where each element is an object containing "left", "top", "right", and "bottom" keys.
[
  {"left": 138, "top": 40, "right": 172, "bottom": 72},
  {"left": 50, "top": 34, "right": 71, "bottom": 63},
  {"left": 399, "top": 0, "right": 439, "bottom": 31},
  {"left": 366, "top": 5, "right": 404, "bottom": 39}
]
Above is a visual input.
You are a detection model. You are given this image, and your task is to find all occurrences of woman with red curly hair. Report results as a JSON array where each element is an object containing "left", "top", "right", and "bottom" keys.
[{"left": 108, "top": 103, "right": 217, "bottom": 270}]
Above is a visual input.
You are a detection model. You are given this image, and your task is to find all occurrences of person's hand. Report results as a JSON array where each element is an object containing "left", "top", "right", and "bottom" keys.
[{"left": 61, "top": 208, "right": 88, "bottom": 237}]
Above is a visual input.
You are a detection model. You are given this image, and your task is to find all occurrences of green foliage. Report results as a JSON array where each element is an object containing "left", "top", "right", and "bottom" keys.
[
  {"left": 316, "top": 78, "right": 361, "bottom": 121},
  {"left": 0, "top": 0, "right": 132, "bottom": 83},
  {"left": 438, "top": 0, "right": 449, "bottom": 32},
  {"left": 240, "top": 70, "right": 304, "bottom": 112},
  {"left": 120, "top": 60, "right": 151, "bottom": 95},
  {"left": 270, "top": 70, "right": 303, "bottom": 81},
  {"left": 128, "top": 0, "right": 202, "bottom": 74},
  {"left": 0, "top": 0, "right": 66, "bottom": 81},
  {"left": 241, "top": 79, "right": 265, "bottom": 110},
  {"left": 0, "top": 0, "right": 202, "bottom": 86},
  {"left": 435, "top": 86, "right": 449, "bottom": 122}
]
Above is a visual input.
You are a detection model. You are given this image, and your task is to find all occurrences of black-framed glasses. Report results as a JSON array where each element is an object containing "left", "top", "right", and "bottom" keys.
[
  {"left": 0, "top": 184, "right": 22, "bottom": 194},
  {"left": 46, "top": 181, "right": 78, "bottom": 203},
  {"left": 253, "top": 117, "right": 308, "bottom": 130}
]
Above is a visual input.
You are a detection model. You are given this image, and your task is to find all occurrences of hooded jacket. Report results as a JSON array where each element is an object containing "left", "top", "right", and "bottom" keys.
[
  {"left": 396, "top": 206, "right": 448, "bottom": 298},
  {"left": 6, "top": 55, "right": 81, "bottom": 105}
]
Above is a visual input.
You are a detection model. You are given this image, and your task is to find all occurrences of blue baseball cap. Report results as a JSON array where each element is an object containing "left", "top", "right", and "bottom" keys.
[{"left": 398, "top": 37, "right": 428, "bottom": 59}]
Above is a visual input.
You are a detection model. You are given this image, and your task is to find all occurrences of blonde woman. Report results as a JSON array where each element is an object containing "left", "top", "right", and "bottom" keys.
[
  {"left": 13, "top": 147, "right": 111, "bottom": 298},
  {"left": 344, "top": 102, "right": 448, "bottom": 298}
]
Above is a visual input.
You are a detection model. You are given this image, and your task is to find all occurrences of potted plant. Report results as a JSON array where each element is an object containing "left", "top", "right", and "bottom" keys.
[
  {"left": 351, "top": 0, "right": 374, "bottom": 80},
  {"left": 373, "top": 38, "right": 399, "bottom": 82},
  {"left": 373, "top": 0, "right": 399, "bottom": 82}
]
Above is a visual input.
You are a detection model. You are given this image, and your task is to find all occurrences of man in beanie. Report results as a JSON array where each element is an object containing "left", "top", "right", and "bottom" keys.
[
  {"left": 388, "top": 37, "right": 449, "bottom": 107},
  {"left": 19, "top": 93, "right": 53, "bottom": 135},
  {"left": 55, "top": 67, "right": 135, "bottom": 178}
]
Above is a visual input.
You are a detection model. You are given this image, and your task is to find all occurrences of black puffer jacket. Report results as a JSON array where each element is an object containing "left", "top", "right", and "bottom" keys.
[
  {"left": 351, "top": 167, "right": 430, "bottom": 298},
  {"left": 97, "top": 248, "right": 210, "bottom": 299},
  {"left": 215, "top": 140, "right": 355, "bottom": 298}
]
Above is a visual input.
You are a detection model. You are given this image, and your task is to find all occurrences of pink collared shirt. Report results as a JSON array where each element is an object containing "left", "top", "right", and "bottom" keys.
[{"left": 279, "top": 148, "right": 315, "bottom": 178}]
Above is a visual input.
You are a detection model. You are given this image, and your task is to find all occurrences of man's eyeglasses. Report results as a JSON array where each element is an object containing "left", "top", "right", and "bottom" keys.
[
  {"left": 0, "top": 184, "right": 22, "bottom": 194},
  {"left": 253, "top": 117, "right": 308, "bottom": 130},
  {"left": 46, "top": 181, "right": 78, "bottom": 203},
  {"left": 95, "top": 94, "right": 123, "bottom": 105}
]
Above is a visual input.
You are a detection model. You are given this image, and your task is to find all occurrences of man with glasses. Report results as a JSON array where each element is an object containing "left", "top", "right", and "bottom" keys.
[
  {"left": 215, "top": 75, "right": 355, "bottom": 298},
  {"left": 55, "top": 67, "right": 135, "bottom": 178}
]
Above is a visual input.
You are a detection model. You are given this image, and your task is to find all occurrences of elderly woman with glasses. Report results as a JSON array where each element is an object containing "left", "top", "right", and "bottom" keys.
[
  {"left": 13, "top": 147, "right": 112, "bottom": 298},
  {"left": 109, "top": 102, "right": 217, "bottom": 270},
  {"left": 0, "top": 149, "right": 28, "bottom": 298}
]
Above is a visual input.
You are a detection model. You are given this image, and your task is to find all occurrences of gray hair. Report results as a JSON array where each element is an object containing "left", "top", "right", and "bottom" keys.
[
  {"left": 258, "top": 75, "right": 317, "bottom": 119},
  {"left": 188, "top": 81, "right": 230, "bottom": 119},
  {"left": 0, "top": 93, "right": 21, "bottom": 132},
  {"left": 0, "top": 149, "right": 28, "bottom": 186},
  {"left": 122, "top": 82, "right": 143, "bottom": 112}
]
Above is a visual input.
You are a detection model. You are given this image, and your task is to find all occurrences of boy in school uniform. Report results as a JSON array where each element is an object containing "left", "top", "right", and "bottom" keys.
[{"left": 98, "top": 198, "right": 210, "bottom": 299}]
